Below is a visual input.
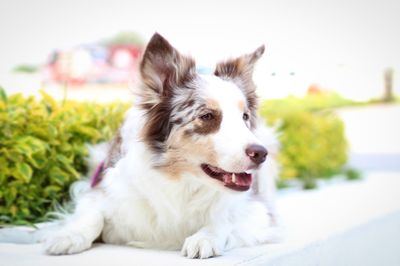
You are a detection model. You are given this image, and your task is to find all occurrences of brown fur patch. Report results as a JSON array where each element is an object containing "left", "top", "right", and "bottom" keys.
[
  {"left": 160, "top": 130, "right": 218, "bottom": 179},
  {"left": 238, "top": 100, "right": 245, "bottom": 113},
  {"left": 177, "top": 98, "right": 195, "bottom": 112},
  {"left": 193, "top": 99, "right": 222, "bottom": 135},
  {"left": 193, "top": 109, "right": 222, "bottom": 135},
  {"left": 142, "top": 100, "right": 173, "bottom": 153},
  {"left": 173, "top": 118, "right": 183, "bottom": 125},
  {"left": 206, "top": 98, "right": 220, "bottom": 109}
]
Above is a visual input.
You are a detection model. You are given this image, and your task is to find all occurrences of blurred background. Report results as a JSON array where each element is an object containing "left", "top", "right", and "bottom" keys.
[
  {"left": 1, "top": 0, "right": 400, "bottom": 211},
  {"left": 1, "top": 0, "right": 399, "bottom": 101},
  {"left": 1, "top": 0, "right": 400, "bottom": 264}
]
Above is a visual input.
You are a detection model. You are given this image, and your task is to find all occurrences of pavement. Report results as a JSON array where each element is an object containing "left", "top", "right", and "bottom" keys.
[
  {"left": 337, "top": 104, "right": 400, "bottom": 172},
  {"left": 1, "top": 100, "right": 400, "bottom": 265},
  {"left": 1, "top": 172, "right": 399, "bottom": 266}
]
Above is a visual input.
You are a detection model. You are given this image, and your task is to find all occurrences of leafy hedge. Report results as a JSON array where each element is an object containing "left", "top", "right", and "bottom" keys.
[
  {"left": 0, "top": 89, "right": 348, "bottom": 224},
  {"left": 0, "top": 89, "right": 127, "bottom": 225},
  {"left": 260, "top": 95, "right": 348, "bottom": 189},
  {"left": 262, "top": 93, "right": 357, "bottom": 112}
]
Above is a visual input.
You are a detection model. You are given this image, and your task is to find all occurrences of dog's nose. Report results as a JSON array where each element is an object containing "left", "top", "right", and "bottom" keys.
[{"left": 245, "top": 144, "right": 268, "bottom": 165}]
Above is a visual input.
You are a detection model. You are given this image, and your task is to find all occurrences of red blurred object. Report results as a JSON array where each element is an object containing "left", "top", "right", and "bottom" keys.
[
  {"left": 43, "top": 44, "right": 142, "bottom": 85},
  {"left": 307, "top": 83, "right": 324, "bottom": 95}
]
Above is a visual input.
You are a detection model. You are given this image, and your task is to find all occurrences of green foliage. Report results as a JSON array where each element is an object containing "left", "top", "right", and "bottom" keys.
[
  {"left": 0, "top": 89, "right": 349, "bottom": 224},
  {"left": 104, "top": 31, "right": 145, "bottom": 47},
  {"left": 12, "top": 64, "right": 40, "bottom": 74},
  {"left": 263, "top": 93, "right": 357, "bottom": 113},
  {"left": 344, "top": 168, "right": 362, "bottom": 180},
  {"left": 0, "top": 88, "right": 128, "bottom": 225},
  {"left": 260, "top": 95, "right": 348, "bottom": 189}
]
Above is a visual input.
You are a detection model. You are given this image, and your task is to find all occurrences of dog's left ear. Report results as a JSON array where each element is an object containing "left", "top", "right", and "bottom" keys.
[
  {"left": 140, "top": 33, "right": 196, "bottom": 103},
  {"left": 214, "top": 45, "right": 265, "bottom": 87},
  {"left": 214, "top": 45, "right": 265, "bottom": 128}
]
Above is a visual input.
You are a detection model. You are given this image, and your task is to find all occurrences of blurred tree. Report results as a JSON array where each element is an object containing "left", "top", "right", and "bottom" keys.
[
  {"left": 104, "top": 31, "right": 145, "bottom": 47},
  {"left": 12, "top": 64, "right": 39, "bottom": 74},
  {"left": 383, "top": 67, "right": 394, "bottom": 102}
]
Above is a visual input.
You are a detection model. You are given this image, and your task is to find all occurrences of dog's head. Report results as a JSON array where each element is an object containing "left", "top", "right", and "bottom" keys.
[{"left": 138, "top": 33, "right": 267, "bottom": 192}]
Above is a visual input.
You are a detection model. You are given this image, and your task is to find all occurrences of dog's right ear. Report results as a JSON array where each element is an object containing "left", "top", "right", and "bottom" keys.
[{"left": 139, "top": 33, "right": 196, "bottom": 104}]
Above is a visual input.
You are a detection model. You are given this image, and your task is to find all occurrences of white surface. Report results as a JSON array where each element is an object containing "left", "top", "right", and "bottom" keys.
[
  {"left": 337, "top": 105, "right": 400, "bottom": 154},
  {"left": 1, "top": 172, "right": 400, "bottom": 266}
]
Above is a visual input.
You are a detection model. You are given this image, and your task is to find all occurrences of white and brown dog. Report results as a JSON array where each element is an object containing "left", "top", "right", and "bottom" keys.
[{"left": 41, "top": 33, "right": 280, "bottom": 259}]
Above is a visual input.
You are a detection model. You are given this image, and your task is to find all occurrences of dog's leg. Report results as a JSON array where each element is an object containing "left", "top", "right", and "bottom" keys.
[
  {"left": 225, "top": 200, "right": 282, "bottom": 250},
  {"left": 181, "top": 223, "right": 232, "bottom": 259},
  {"left": 254, "top": 156, "right": 280, "bottom": 226},
  {"left": 252, "top": 122, "right": 281, "bottom": 226},
  {"left": 41, "top": 191, "right": 104, "bottom": 255}
]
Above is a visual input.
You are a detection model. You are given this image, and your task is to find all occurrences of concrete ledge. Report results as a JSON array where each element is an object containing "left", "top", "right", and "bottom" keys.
[{"left": 1, "top": 172, "right": 400, "bottom": 266}]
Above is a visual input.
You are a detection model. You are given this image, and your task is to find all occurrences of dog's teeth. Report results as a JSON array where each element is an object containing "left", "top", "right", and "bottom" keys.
[{"left": 232, "top": 173, "right": 236, "bottom": 183}]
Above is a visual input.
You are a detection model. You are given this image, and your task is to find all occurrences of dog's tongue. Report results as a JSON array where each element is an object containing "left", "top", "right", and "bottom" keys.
[
  {"left": 222, "top": 173, "right": 252, "bottom": 188},
  {"left": 204, "top": 164, "right": 252, "bottom": 191}
]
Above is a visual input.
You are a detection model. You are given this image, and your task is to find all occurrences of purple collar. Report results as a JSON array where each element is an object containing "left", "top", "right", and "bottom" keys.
[{"left": 90, "top": 161, "right": 105, "bottom": 188}]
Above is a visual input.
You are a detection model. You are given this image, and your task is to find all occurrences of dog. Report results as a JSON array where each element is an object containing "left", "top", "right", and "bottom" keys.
[{"left": 40, "top": 33, "right": 280, "bottom": 259}]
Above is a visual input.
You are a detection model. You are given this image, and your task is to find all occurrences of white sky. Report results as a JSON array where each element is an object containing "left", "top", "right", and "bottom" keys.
[{"left": 1, "top": 0, "right": 399, "bottom": 99}]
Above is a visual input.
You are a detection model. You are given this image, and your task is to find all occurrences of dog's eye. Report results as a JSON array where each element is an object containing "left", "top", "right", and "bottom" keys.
[
  {"left": 200, "top": 113, "right": 214, "bottom": 121},
  {"left": 243, "top": 113, "right": 249, "bottom": 121}
]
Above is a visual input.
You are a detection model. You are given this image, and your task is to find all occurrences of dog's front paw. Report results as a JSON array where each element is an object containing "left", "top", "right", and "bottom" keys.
[
  {"left": 181, "top": 232, "right": 223, "bottom": 259},
  {"left": 42, "top": 232, "right": 92, "bottom": 255}
]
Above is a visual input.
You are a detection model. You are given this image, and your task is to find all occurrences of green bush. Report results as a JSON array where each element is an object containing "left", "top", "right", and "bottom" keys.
[
  {"left": 12, "top": 64, "right": 39, "bottom": 74},
  {"left": 260, "top": 99, "right": 348, "bottom": 189},
  {"left": 344, "top": 168, "right": 362, "bottom": 181},
  {"left": 0, "top": 89, "right": 349, "bottom": 224},
  {"left": 263, "top": 93, "right": 357, "bottom": 112},
  {"left": 0, "top": 89, "right": 128, "bottom": 225}
]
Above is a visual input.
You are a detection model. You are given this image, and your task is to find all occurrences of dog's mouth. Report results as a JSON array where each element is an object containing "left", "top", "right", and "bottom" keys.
[{"left": 201, "top": 164, "right": 252, "bottom": 192}]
